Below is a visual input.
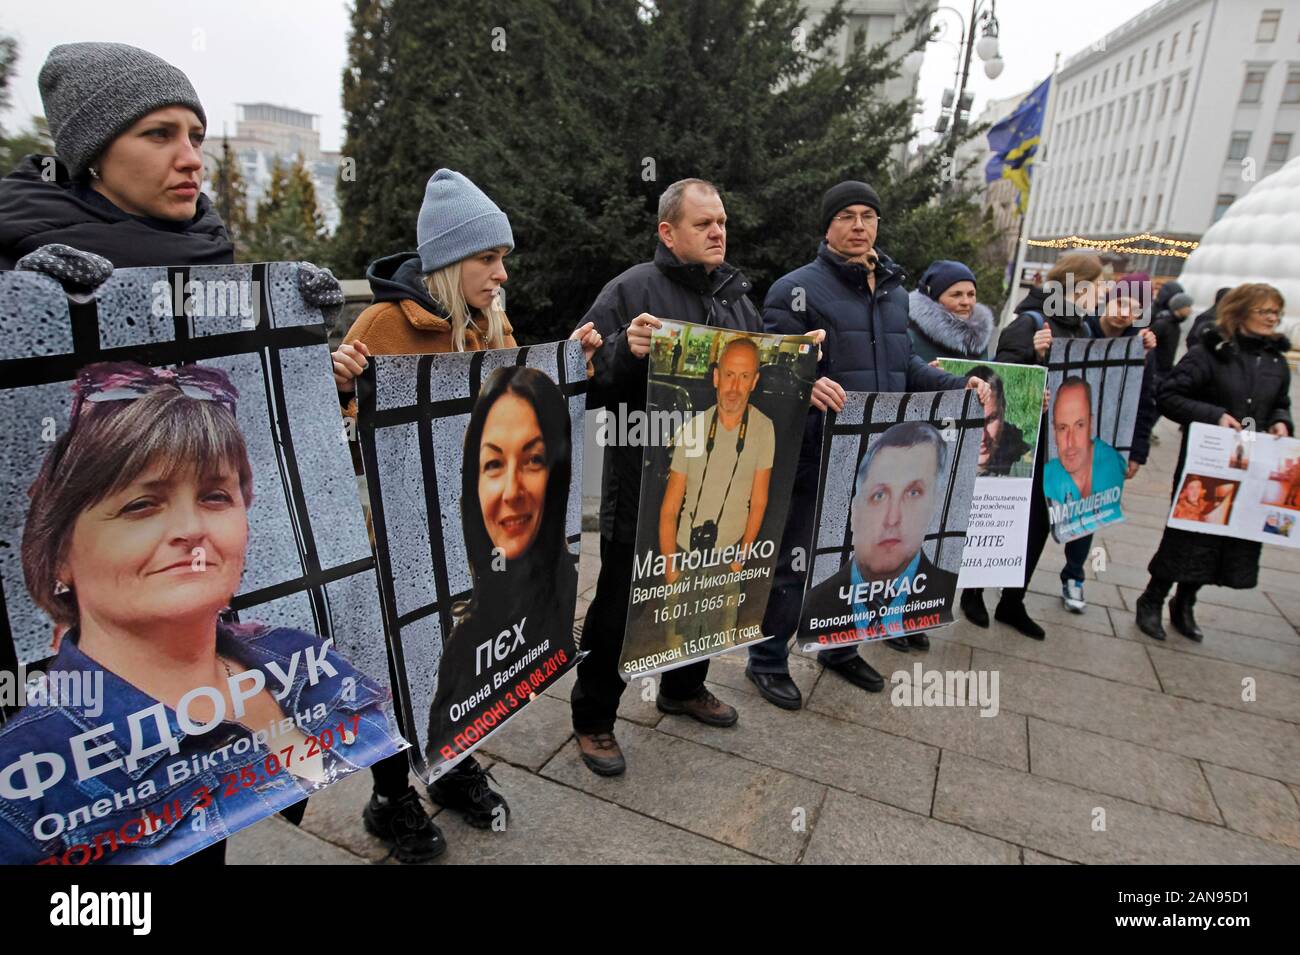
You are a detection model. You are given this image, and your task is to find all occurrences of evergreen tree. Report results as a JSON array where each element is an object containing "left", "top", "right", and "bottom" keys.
[
  {"left": 335, "top": 0, "right": 1002, "bottom": 340},
  {"left": 0, "top": 34, "right": 53, "bottom": 175},
  {"left": 209, "top": 136, "right": 251, "bottom": 251},
  {"left": 243, "top": 156, "right": 328, "bottom": 264}
]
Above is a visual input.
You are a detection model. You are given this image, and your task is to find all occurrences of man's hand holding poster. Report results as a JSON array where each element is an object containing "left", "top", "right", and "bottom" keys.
[
  {"left": 357, "top": 341, "right": 586, "bottom": 782},
  {"left": 796, "top": 390, "right": 982, "bottom": 652},
  {"left": 1167, "top": 422, "right": 1300, "bottom": 547},
  {"left": 1044, "top": 337, "right": 1145, "bottom": 542},
  {"left": 618, "top": 321, "right": 817, "bottom": 678},
  {"left": 938, "top": 359, "right": 1046, "bottom": 587}
]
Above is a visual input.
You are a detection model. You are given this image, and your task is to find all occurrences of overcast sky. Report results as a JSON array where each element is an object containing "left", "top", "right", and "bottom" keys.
[{"left": 3, "top": 0, "right": 1148, "bottom": 154}]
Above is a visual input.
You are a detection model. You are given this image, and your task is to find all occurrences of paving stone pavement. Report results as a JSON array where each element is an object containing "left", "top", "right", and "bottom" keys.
[{"left": 231, "top": 412, "right": 1300, "bottom": 865}]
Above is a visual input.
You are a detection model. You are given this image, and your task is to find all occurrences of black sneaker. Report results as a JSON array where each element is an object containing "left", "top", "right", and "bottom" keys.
[
  {"left": 429, "top": 758, "right": 510, "bottom": 830},
  {"left": 362, "top": 787, "right": 446, "bottom": 863}
]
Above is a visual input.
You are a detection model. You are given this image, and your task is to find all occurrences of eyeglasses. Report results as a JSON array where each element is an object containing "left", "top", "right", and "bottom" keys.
[
  {"left": 832, "top": 212, "right": 880, "bottom": 227},
  {"left": 1250, "top": 307, "right": 1283, "bottom": 318}
]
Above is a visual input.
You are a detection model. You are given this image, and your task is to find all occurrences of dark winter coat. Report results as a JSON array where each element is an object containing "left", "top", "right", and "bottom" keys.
[
  {"left": 1148, "top": 325, "right": 1294, "bottom": 588},
  {"left": 994, "top": 283, "right": 1095, "bottom": 366},
  {"left": 906, "top": 289, "right": 994, "bottom": 362},
  {"left": 764, "top": 242, "right": 966, "bottom": 471},
  {"left": 0, "top": 154, "right": 234, "bottom": 269},
  {"left": 1150, "top": 306, "right": 1187, "bottom": 375},
  {"left": 583, "top": 241, "right": 762, "bottom": 542}
]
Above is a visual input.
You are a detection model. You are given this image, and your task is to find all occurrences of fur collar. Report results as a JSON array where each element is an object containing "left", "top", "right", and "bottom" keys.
[{"left": 908, "top": 289, "right": 994, "bottom": 357}]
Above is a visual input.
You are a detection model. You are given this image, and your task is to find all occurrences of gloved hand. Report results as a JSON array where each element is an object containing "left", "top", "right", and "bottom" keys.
[
  {"left": 297, "top": 261, "right": 345, "bottom": 309},
  {"left": 16, "top": 243, "right": 113, "bottom": 291}
]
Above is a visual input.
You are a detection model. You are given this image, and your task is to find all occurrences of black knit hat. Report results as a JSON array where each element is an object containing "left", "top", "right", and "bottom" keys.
[{"left": 820, "top": 180, "right": 882, "bottom": 232}]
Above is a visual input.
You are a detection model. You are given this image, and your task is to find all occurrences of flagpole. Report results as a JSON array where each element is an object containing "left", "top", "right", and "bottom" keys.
[{"left": 1001, "top": 52, "right": 1062, "bottom": 325}]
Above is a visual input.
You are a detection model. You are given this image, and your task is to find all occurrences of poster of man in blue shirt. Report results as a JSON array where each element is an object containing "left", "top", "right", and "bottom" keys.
[
  {"left": 799, "top": 420, "right": 960, "bottom": 649},
  {"left": 1044, "top": 377, "right": 1128, "bottom": 541}
]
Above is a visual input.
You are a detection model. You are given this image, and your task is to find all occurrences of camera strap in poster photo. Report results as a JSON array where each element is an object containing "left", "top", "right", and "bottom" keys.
[
  {"left": 795, "top": 389, "right": 982, "bottom": 653},
  {"left": 358, "top": 341, "right": 587, "bottom": 782},
  {"left": 0, "top": 264, "right": 406, "bottom": 865},
  {"left": 1044, "top": 336, "right": 1146, "bottom": 543},
  {"left": 618, "top": 320, "right": 818, "bottom": 679}
]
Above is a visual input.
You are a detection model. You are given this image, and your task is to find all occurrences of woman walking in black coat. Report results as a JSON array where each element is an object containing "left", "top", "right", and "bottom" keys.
[{"left": 1135, "top": 283, "right": 1293, "bottom": 641}]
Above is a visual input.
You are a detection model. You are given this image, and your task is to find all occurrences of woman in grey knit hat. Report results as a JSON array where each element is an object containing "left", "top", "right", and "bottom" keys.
[{"left": 0, "top": 41, "right": 341, "bottom": 307}]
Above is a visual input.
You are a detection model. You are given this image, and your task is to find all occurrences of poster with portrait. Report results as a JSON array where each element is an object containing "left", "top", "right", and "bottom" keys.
[
  {"left": 1166, "top": 423, "right": 1300, "bottom": 548},
  {"left": 1044, "top": 336, "right": 1145, "bottom": 543},
  {"left": 358, "top": 342, "right": 586, "bottom": 782},
  {"left": 937, "top": 359, "right": 1046, "bottom": 588},
  {"left": 0, "top": 264, "right": 405, "bottom": 866},
  {"left": 796, "top": 390, "right": 982, "bottom": 653},
  {"left": 618, "top": 320, "right": 817, "bottom": 678}
]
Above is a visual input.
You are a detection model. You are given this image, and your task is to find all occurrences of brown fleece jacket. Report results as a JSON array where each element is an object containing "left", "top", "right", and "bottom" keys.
[{"left": 340, "top": 299, "right": 516, "bottom": 415}]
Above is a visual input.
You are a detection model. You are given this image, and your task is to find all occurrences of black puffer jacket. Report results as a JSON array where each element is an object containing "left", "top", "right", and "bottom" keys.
[
  {"left": 0, "top": 154, "right": 234, "bottom": 268},
  {"left": 582, "top": 241, "right": 762, "bottom": 542},
  {"left": 1159, "top": 325, "right": 1293, "bottom": 442}
]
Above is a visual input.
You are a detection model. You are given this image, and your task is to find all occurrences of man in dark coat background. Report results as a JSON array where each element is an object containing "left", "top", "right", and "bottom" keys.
[{"left": 744, "top": 180, "right": 987, "bottom": 710}]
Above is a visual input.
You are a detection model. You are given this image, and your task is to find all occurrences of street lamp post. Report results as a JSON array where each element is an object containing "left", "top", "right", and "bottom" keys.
[{"left": 924, "top": 0, "right": 1002, "bottom": 158}]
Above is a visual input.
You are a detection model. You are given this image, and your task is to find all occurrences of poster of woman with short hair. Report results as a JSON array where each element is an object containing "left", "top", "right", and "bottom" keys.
[{"left": 0, "top": 264, "right": 405, "bottom": 865}]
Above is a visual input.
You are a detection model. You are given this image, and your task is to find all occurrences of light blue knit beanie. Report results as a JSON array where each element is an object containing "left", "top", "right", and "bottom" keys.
[{"left": 416, "top": 169, "right": 514, "bottom": 274}]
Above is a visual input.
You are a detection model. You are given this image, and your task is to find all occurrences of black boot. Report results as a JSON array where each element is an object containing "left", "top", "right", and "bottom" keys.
[
  {"left": 961, "top": 588, "right": 989, "bottom": 628},
  {"left": 1134, "top": 592, "right": 1166, "bottom": 641},
  {"left": 1168, "top": 588, "right": 1204, "bottom": 642},
  {"left": 994, "top": 599, "right": 1045, "bottom": 640}
]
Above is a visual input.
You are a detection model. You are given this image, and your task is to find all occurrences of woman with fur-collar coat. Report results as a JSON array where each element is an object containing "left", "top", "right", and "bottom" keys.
[{"left": 907, "top": 260, "right": 994, "bottom": 361}]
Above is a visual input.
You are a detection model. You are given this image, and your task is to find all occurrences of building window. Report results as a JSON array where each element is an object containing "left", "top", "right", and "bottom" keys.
[
  {"left": 1133, "top": 145, "right": 1142, "bottom": 172},
  {"left": 1122, "top": 148, "right": 1129, "bottom": 172},
  {"left": 1114, "top": 63, "right": 1122, "bottom": 87},
  {"left": 1156, "top": 41, "right": 1163, "bottom": 65},
  {"left": 1188, "top": 22, "right": 1198, "bottom": 54},
  {"left": 1166, "top": 136, "right": 1176, "bottom": 165},
  {"left": 1126, "top": 56, "right": 1133, "bottom": 82},
  {"left": 1171, "top": 32, "right": 1180, "bottom": 60},
  {"left": 1213, "top": 194, "right": 1234, "bottom": 222},
  {"left": 1154, "top": 194, "right": 1163, "bottom": 224},
  {"left": 1124, "top": 198, "right": 1132, "bottom": 226},
  {"left": 1150, "top": 138, "right": 1159, "bottom": 169},
  {"left": 1241, "top": 69, "right": 1267, "bottom": 103},
  {"left": 1270, "top": 133, "right": 1293, "bottom": 163},
  {"left": 1284, "top": 68, "right": 1300, "bottom": 103},
  {"left": 1138, "top": 196, "right": 1147, "bottom": 224},
  {"left": 1174, "top": 74, "right": 1188, "bottom": 111},
  {"left": 1257, "top": 9, "right": 1281, "bottom": 43},
  {"left": 1228, "top": 131, "right": 1250, "bottom": 160},
  {"left": 1140, "top": 49, "right": 1148, "bottom": 75},
  {"left": 1101, "top": 71, "right": 1108, "bottom": 93},
  {"left": 1159, "top": 80, "right": 1171, "bottom": 115}
]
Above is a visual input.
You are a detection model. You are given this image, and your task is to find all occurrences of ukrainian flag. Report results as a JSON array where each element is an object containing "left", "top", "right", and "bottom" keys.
[{"left": 986, "top": 77, "right": 1050, "bottom": 215}]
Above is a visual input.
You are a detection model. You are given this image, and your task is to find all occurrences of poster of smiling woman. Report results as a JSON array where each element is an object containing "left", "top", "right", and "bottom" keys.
[
  {"left": 358, "top": 342, "right": 586, "bottom": 781},
  {"left": 618, "top": 321, "right": 817, "bottom": 678},
  {"left": 796, "top": 390, "right": 981, "bottom": 653},
  {"left": 0, "top": 265, "right": 404, "bottom": 865},
  {"left": 1043, "top": 336, "right": 1145, "bottom": 543}
]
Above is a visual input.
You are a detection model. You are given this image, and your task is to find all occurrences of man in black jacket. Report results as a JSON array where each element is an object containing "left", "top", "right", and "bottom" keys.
[{"left": 572, "top": 179, "right": 757, "bottom": 776}]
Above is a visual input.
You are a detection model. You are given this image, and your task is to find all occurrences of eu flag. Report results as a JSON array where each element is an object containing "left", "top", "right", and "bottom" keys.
[{"left": 986, "top": 77, "right": 1050, "bottom": 215}]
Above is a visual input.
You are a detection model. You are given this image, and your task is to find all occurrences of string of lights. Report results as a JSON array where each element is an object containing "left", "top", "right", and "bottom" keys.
[{"left": 1026, "top": 231, "right": 1200, "bottom": 257}]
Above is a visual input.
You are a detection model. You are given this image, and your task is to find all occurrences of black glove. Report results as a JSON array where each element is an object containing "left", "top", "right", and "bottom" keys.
[
  {"left": 297, "top": 261, "right": 345, "bottom": 308},
  {"left": 16, "top": 243, "right": 113, "bottom": 291}
]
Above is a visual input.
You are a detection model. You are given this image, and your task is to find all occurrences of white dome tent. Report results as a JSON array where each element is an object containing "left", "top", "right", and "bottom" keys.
[{"left": 1178, "top": 155, "right": 1300, "bottom": 340}]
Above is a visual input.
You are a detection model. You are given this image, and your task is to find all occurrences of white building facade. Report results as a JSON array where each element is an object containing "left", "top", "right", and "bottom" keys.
[{"left": 1028, "top": 0, "right": 1300, "bottom": 276}]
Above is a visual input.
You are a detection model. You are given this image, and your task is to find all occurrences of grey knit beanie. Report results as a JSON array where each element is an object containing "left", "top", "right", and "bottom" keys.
[
  {"left": 1168, "top": 292, "right": 1194, "bottom": 312},
  {"left": 416, "top": 169, "right": 514, "bottom": 274},
  {"left": 39, "top": 42, "right": 207, "bottom": 178}
]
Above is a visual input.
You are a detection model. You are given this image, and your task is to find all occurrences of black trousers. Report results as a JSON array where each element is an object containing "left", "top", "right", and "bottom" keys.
[{"left": 571, "top": 535, "right": 708, "bottom": 734}]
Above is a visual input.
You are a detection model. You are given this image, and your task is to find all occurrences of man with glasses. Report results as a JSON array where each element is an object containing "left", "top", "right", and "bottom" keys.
[{"left": 745, "top": 180, "right": 988, "bottom": 709}]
